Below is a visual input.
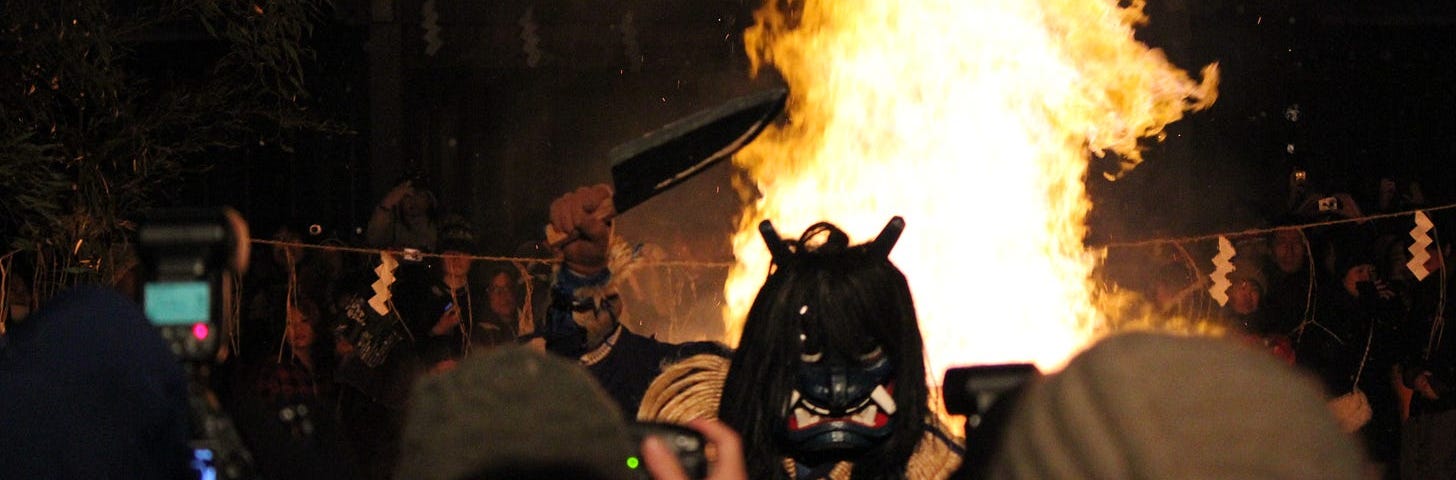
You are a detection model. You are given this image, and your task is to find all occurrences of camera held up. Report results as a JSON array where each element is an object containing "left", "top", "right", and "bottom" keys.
[{"left": 139, "top": 207, "right": 259, "bottom": 480}]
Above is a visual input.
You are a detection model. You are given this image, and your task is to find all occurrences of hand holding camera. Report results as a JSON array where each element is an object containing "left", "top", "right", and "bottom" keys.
[{"left": 638, "top": 420, "right": 746, "bottom": 480}]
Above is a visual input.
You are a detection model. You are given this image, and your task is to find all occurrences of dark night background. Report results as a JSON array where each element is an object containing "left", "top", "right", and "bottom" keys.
[
  {"left": 1098, "top": 0, "right": 1456, "bottom": 244},
  {"left": 155, "top": 0, "right": 1456, "bottom": 252},
  {"left": 133, "top": 0, "right": 1454, "bottom": 340},
  {"left": 6, "top": 0, "right": 1452, "bottom": 337}
]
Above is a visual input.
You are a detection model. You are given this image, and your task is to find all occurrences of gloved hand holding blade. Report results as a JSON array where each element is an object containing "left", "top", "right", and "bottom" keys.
[{"left": 549, "top": 86, "right": 789, "bottom": 249}]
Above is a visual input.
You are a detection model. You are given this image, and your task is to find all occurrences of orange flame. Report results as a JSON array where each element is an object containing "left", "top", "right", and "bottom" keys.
[{"left": 726, "top": 0, "right": 1217, "bottom": 378}]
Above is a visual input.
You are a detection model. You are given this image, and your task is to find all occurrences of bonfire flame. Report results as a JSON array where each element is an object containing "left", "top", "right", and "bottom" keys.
[{"left": 726, "top": 0, "right": 1217, "bottom": 377}]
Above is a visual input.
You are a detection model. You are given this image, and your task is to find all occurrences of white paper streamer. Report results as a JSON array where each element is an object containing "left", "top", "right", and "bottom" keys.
[
  {"left": 1408, "top": 210, "right": 1434, "bottom": 281},
  {"left": 1208, "top": 236, "right": 1235, "bottom": 307},
  {"left": 369, "top": 252, "right": 398, "bottom": 315}
]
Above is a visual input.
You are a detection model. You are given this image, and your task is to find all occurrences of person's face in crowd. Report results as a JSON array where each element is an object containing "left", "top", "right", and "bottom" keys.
[
  {"left": 1229, "top": 279, "right": 1262, "bottom": 315},
  {"left": 1272, "top": 230, "right": 1306, "bottom": 274},
  {"left": 488, "top": 271, "right": 517, "bottom": 318},
  {"left": 569, "top": 285, "right": 621, "bottom": 348},
  {"left": 400, "top": 187, "right": 433, "bottom": 219},
  {"left": 1342, "top": 264, "right": 1374, "bottom": 297},
  {"left": 286, "top": 304, "right": 316, "bottom": 350},
  {"left": 442, "top": 251, "right": 471, "bottom": 286}
]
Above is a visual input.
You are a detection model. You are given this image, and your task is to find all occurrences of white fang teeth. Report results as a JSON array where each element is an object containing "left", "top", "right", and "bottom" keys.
[
  {"left": 870, "top": 385, "right": 897, "bottom": 415},
  {"left": 853, "top": 403, "right": 879, "bottom": 425},
  {"left": 795, "top": 407, "right": 819, "bottom": 427}
]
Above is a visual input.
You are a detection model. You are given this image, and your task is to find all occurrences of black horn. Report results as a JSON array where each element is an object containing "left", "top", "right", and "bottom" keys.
[
  {"left": 868, "top": 216, "right": 906, "bottom": 258},
  {"left": 759, "top": 219, "right": 794, "bottom": 262}
]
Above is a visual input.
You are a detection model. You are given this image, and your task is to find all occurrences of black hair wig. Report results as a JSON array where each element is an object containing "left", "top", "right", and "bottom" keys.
[{"left": 718, "top": 217, "right": 927, "bottom": 480}]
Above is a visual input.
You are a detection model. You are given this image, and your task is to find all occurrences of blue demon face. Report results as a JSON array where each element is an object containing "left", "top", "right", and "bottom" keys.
[{"left": 781, "top": 341, "right": 897, "bottom": 453}]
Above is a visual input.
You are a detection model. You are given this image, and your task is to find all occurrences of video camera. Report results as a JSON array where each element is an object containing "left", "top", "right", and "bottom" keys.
[
  {"left": 138, "top": 207, "right": 257, "bottom": 480},
  {"left": 943, "top": 363, "right": 1040, "bottom": 479}
]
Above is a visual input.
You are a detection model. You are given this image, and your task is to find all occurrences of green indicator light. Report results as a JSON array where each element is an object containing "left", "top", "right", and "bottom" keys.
[{"left": 626, "top": 456, "right": 641, "bottom": 469}]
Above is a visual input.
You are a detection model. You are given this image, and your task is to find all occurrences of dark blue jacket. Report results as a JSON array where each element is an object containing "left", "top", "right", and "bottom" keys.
[{"left": 0, "top": 286, "right": 192, "bottom": 480}]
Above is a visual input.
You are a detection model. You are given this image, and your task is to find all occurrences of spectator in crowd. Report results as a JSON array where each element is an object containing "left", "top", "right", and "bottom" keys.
[
  {"left": 330, "top": 259, "right": 431, "bottom": 480},
  {"left": 331, "top": 217, "right": 492, "bottom": 477},
  {"left": 1223, "top": 256, "right": 1269, "bottom": 332},
  {"left": 985, "top": 332, "right": 1367, "bottom": 479},
  {"left": 227, "top": 295, "right": 358, "bottom": 480},
  {"left": 472, "top": 263, "right": 526, "bottom": 348},
  {"left": 411, "top": 220, "right": 485, "bottom": 371},
  {"left": 0, "top": 286, "right": 192, "bottom": 480},
  {"left": 1399, "top": 236, "right": 1456, "bottom": 479},
  {"left": 394, "top": 345, "right": 748, "bottom": 480},
  {"left": 1367, "top": 176, "right": 1426, "bottom": 216},
  {"left": 239, "top": 223, "right": 339, "bottom": 360},
  {"left": 1297, "top": 234, "right": 1407, "bottom": 477},
  {"left": 1222, "top": 256, "right": 1296, "bottom": 363},
  {"left": 366, "top": 174, "right": 441, "bottom": 252},
  {"left": 1263, "top": 227, "right": 1318, "bottom": 338},
  {"left": 396, "top": 345, "right": 635, "bottom": 480}
]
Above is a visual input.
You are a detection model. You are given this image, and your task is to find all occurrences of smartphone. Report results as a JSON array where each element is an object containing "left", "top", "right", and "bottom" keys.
[{"left": 628, "top": 422, "right": 708, "bottom": 479}]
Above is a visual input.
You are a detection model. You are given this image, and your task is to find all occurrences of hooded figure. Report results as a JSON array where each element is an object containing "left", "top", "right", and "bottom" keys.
[{"left": 640, "top": 217, "right": 963, "bottom": 480}]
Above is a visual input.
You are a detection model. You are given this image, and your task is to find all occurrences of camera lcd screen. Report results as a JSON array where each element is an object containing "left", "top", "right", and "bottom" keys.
[
  {"left": 192, "top": 447, "right": 218, "bottom": 480},
  {"left": 144, "top": 281, "right": 211, "bottom": 325}
]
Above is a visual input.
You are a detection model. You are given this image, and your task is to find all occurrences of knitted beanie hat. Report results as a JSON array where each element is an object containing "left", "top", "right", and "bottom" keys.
[
  {"left": 988, "top": 332, "right": 1366, "bottom": 480},
  {"left": 395, "top": 345, "right": 637, "bottom": 480}
]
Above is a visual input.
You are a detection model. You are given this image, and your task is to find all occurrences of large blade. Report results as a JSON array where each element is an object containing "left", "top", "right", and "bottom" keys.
[{"left": 610, "top": 87, "right": 789, "bottom": 212}]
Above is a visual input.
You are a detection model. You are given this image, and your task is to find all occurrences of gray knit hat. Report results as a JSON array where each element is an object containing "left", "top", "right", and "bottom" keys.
[
  {"left": 988, "top": 332, "right": 1366, "bottom": 480},
  {"left": 395, "top": 346, "right": 637, "bottom": 480}
]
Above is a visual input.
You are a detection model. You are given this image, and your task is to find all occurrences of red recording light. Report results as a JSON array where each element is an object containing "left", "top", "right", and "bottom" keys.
[{"left": 192, "top": 323, "right": 210, "bottom": 340}]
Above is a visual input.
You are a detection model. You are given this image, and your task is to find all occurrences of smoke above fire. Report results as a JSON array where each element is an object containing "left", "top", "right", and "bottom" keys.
[{"left": 724, "top": 0, "right": 1217, "bottom": 376}]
